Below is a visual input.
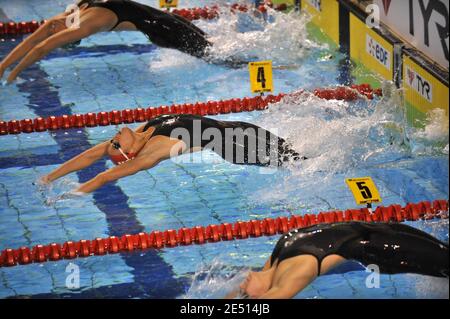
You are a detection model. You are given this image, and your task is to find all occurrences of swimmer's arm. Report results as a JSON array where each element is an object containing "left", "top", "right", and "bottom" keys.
[
  {"left": 224, "top": 290, "right": 240, "bottom": 299},
  {"left": 76, "top": 154, "right": 162, "bottom": 193},
  {"left": 0, "top": 22, "right": 55, "bottom": 79},
  {"left": 7, "top": 22, "right": 101, "bottom": 83},
  {"left": 257, "top": 278, "right": 312, "bottom": 299},
  {"left": 134, "top": 122, "right": 149, "bottom": 133},
  {"left": 257, "top": 263, "right": 316, "bottom": 299},
  {"left": 45, "top": 141, "right": 110, "bottom": 182},
  {"left": 225, "top": 258, "right": 273, "bottom": 299}
]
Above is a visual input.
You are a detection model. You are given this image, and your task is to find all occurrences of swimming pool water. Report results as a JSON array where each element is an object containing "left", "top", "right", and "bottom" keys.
[{"left": 0, "top": 0, "right": 448, "bottom": 299}]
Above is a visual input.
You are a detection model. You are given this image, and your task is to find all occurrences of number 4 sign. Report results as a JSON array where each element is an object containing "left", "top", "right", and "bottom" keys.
[
  {"left": 345, "top": 177, "right": 382, "bottom": 205},
  {"left": 248, "top": 61, "right": 273, "bottom": 93},
  {"left": 159, "top": 0, "right": 178, "bottom": 8}
]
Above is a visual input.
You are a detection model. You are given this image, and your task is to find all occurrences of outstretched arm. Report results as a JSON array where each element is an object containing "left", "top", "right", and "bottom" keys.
[
  {"left": 6, "top": 21, "right": 101, "bottom": 83},
  {"left": 0, "top": 16, "right": 65, "bottom": 79},
  {"left": 75, "top": 155, "right": 162, "bottom": 193},
  {"left": 44, "top": 141, "right": 110, "bottom": 183},
  {"left": 75, "top": 137, "right": 183, "bottom": 193},
  {"left": 225, "top": 258, "right": 273, "bottom": 299},
  {"left": 258, "top": 260, "right": 317, "bottom": 299}
]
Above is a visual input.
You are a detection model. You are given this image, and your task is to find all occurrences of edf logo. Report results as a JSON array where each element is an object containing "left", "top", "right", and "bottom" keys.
[{"left": 366, "top": 35, "right": 391, "bottom": 70}]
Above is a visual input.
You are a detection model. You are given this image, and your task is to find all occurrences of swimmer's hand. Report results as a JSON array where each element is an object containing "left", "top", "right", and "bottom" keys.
[
  {"left": 60, "top": 190, "right": 85, "bottom": 200},
  {"left": 36, "top": 175, "right": 52, "bottom": 185},
  {"left": 6, "top": 71, "right": 17, "bottom": 84},
  {"left": 44, "top": 190, "right": 85, "bottom": 206},
  {"left": 0, "top": 64, "right": 5, "bottom": 80}
]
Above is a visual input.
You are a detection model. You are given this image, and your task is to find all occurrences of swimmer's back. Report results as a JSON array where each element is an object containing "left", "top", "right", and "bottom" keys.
[
  {"left": 271, "top": 222, "right": 449, "bottom": 277},
  {"left": 80, "top": 0, "right": 210, "bottom": 57},
  {"left": 141, "top": 114, "right": 304, "bottom": 166}
]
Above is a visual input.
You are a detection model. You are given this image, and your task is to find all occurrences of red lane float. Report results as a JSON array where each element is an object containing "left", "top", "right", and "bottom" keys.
[
  {"left": 0, "top": 84, "right": 382, "bottom": 136},
  {"left": 0, "top": 200, "right": 447, "bottom": 268},
  {"left": 0, "top": 20, "right": 43, "bottom": 36}
]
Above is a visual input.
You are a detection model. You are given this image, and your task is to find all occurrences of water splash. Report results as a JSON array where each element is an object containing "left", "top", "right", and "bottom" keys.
[
  {"left": 201, "top": 6, "right": 320, "bottom": 65},
  {"left": 256, "top": 82, "right": 411, "bottom": 176},
  {"left": 148, "top": 4, "right": 321, "bottom": 73},
  {"left": 181, "top": 258, "right": 250, "bottom": 299},
  {"left": 241, "top": 82, "right": 449, "bottom": 207},
  {"left": 413, "top": 218, "right": 449, "bottom": 243},
  {"left": 410, "top": 108, "right": 449, "bottom": 155},
  {"left": 34, "top": 176, "right": 84, "bottom": 207},
  {"left": 410, "top": 274, "right": 449, "bottom": 299}
]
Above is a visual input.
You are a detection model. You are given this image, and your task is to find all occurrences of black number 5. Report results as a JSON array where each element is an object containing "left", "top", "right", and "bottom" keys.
[{"left": 356, "top": 181, "right": 372, "bottom": 199}]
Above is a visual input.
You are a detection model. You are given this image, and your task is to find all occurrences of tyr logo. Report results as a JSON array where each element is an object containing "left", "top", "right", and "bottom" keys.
[
  {"left": 410, "top": 0, "right": 449, "bottom": 62},
  {"left": 407, "top": 68, "right": 415, "bottom": 85},
  {"left": 405, "top": 66, "right": 433, "bottom": 103}
]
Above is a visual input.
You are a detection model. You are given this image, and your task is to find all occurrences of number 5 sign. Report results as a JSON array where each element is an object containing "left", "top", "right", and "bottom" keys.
[
  {"left": 249, "top": 61, "right": 273, "bottom": 93},
  {"left": 345, "top": 177, "right": 382, "bottom": 205}
]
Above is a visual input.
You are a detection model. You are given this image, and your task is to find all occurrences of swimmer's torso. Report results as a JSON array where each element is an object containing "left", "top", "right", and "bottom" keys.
[
  {"left": 142, "top": 114, "right": 303, "bottom": 166},
  {"left": 271, "top": 221, "right": 449, "bottom": 277},
  {"left": 78, "top": 0, "right": 210, "bottom": 57}
]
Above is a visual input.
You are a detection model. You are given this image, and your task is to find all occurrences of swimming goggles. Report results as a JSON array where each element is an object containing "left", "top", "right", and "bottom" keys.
[{"left": 109, "top": 139, "right": 136, "bottom": 165}]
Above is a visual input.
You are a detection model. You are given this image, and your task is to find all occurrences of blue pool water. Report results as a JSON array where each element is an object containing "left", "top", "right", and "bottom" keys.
[{"left": 0, "top": 0, "right": 448, "bottom": 299}]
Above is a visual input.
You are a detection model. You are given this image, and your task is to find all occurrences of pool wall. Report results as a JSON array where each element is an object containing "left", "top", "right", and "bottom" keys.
[{"left": 296, "top": 0, "right": 449, "bottom": 127}]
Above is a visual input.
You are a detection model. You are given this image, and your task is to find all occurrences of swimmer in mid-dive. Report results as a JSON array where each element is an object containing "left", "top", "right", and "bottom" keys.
[
  {"left": 228, "top": 221, "right": 449, "bottom": 299},
  {"left": 40, "top": 114, "right": 304, "bottom": 193},
  {"left": 0, "top": 0, "right": 211, "bottom": 83}
]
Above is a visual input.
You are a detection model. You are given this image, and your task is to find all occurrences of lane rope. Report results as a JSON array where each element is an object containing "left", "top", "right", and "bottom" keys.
[
  {"left": 1, "top": 199, "right": 447, "bottom": 267},
  {"left": 0, "top": 84, "right": 382, "bottom": 136}
]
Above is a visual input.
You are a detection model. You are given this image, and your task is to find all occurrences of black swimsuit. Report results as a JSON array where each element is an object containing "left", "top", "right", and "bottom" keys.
[
  {"left": 271, "top": 221, "right": 449, "bottom": 277},
  {"left": 142, "top": 114, "right": 304, "bottom": 166},
  {"left": 78, "top": 0, "right": 211, "bottom": 57}
]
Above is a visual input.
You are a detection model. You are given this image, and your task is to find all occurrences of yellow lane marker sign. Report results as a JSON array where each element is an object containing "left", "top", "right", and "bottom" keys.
[
  {"left": 345, "top": 177, "right": 382, "bottom": 205},
  {"left": 249, "top": 61, "right": 273, "bottom": 93},
  {"left": 159, "top": 0, "right": 178, "bottom": 8}
]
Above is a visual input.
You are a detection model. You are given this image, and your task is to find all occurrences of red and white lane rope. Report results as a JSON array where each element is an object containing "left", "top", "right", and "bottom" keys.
[
  {"left": 0, "top": 199, "right": 448, "bottom": 268},
  {"left": 0, "top": 84, "right": 382, "bottom": 136}
]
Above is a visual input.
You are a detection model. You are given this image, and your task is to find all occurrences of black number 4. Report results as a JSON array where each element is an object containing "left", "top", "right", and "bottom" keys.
[
  {"left": 257, "top": 67, "right": 266, "bottom": 88},
  {"left": 356, "top": 181, "right": 372, "bottom": 199}
]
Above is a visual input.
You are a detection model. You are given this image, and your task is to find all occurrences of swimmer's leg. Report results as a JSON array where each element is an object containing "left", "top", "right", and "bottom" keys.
[
  {"left": 372, "top": 224, "right": 449, "bottom": 277},
  {"left": 169, "top": 12, "right": 207, "bottom": 36},
  {"left": 215, "top": 122, "right": 305, "bottom": 166},
  {"left": 159, "top": 14, "right": 211, "bottom": 57},
  {"left": 388, "top": 223, "right": 449, "bottom": 247},
  {"left": 222, "top": 137, "right": 263, "bottom": 166},
  {"left": 274, "top": 136, "right": 306, "bottom": 166}
]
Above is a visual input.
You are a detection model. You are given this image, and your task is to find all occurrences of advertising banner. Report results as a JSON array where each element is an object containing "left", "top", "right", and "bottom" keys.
[{"left": 373, "top": 0, "right": 449, "bottom": 69}]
